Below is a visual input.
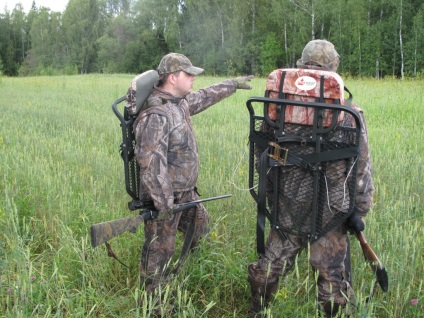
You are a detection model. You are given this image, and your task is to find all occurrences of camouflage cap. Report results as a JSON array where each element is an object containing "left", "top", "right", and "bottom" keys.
[
  {"left": 157, "top": 53, "right": 204, "bottom": 76},
  {"left": 296, "top": 39, "right": 340, "bottom": 71}
]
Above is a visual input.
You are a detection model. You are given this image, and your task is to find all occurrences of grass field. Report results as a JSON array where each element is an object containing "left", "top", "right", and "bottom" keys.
[{"left": 0, "top": 74, "right": 423, "bottom": 317}]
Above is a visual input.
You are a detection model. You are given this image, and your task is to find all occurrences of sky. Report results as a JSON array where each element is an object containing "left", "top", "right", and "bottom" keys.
[{"left": 1, "top": 0, "right": 69, "bottom": 13}]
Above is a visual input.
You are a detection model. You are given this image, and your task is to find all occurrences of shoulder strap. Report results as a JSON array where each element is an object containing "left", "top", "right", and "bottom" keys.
[{"left": 344, "top": 86, "right": 353, "bottom": 107}]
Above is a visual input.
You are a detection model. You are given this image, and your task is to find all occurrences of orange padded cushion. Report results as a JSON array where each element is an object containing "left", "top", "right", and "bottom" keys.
[{"left": 266, "top": 68, "right": 345, "bottom": 126}]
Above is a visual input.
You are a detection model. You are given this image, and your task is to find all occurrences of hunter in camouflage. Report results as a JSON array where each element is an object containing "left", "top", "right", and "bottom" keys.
[
  {"left": 131, "top": 53, "right": 253, "bottom": 297},
  {"left": 247, "top": 40, "right": 375, "bottom": 317}
]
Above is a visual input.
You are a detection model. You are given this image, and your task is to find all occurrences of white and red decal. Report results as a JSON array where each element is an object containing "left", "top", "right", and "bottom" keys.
[{"left": 295, "top": 76, "right": 316, "bottom": 90}]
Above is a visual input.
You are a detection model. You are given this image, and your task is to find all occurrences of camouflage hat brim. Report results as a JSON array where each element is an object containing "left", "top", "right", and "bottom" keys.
[
  {"left": 184, "top": 66, "right": 204, "bottom": 75},
  {"left": 296, "top": 58, "right": 304, "bottom": 67},
  {"left": 296, "top": 58, "right": 334, "bottom": 71}
]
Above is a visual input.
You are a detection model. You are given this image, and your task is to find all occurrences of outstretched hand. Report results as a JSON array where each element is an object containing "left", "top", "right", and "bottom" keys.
[{"left": 235, "top": 75, "right": 254, "bottom": 90}]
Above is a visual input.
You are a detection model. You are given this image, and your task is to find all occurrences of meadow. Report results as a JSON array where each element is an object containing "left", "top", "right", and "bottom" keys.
[{"left": 0, "top": 74, "right": 422, "bottom": 317}]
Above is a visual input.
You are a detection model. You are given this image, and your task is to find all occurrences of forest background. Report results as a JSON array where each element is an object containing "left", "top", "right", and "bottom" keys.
[{"left": 1, "top": 0, "right": 424, "bottom": 79}]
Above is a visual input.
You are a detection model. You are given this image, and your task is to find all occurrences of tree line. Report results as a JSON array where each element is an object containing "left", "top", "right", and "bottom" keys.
[{"left": 1, "top": 0, "right": 424, "bottom": 79}]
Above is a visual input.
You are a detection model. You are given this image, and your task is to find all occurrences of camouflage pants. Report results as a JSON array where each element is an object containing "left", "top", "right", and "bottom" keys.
[
  {"left": 140, "top": 189, "right": 209, "bottom": 292},
  {"left": 248, "top": 225, "right": 353, "bottom": 309}
]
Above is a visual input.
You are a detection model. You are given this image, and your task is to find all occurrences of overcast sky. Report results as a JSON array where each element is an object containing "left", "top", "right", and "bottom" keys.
[{"left": 1, "top": 0, "right": 68, "bottom": 13}]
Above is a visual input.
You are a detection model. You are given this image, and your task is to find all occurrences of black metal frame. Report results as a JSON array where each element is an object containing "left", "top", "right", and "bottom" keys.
[
  {"left": 112, "top": 97, "right": 151, "bottom": 211},
  {"left": 247, "top": 95, "right": 362, "bottom": 254}
]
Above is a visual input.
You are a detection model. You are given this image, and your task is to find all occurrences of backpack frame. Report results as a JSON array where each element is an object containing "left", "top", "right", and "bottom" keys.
[
  {"left": 111, "top": 70, "right": 159, "bottom": 211},
  {"left": 247, "top": 68, "right": 362, "bottom": 255}
]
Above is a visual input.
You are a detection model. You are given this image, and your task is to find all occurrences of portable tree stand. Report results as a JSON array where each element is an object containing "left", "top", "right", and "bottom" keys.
[{"left": 246, "top": 69, "right": 362, "bottom": 256}]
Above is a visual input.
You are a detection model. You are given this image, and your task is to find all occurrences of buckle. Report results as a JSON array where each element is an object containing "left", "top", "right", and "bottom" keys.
[{"left": 268, "top": 142, "right": 288, "bottom": 165}]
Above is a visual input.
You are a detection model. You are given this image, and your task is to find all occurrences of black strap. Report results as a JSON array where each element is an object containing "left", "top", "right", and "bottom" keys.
[
  {"left": 251, "top": 131, "right": 359, "bottom": 166},
  {"left": 256, "top": 150, "right": 270, "bottom": 255},
  {"left": 278, "top": 70, "right": 286, "bottom": 99},
  {"left": 160, "top": 191, "right": 197, "bottom": 277},
  {"left": 344, "top": 86, "right": 353, "bottom": 107},
  {"left": 297, "top": 146, "right": 360, "bottom": 163},
  {"left": 165, "top": 211, "right": 196, "bottom": 276},
  {"left": 319, "top": 75, "right": 325, "bottom": 103},
  {"left": 249, "top": 131, "right": 271, "bottom": 149}
]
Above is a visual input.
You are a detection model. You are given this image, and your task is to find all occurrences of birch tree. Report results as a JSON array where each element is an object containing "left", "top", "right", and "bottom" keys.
[
  {"left": 407, "top": 3, "right": 424, "bottom": 78},
  {"left": 399, "top": 0, "right": 405, "bottom": 79},
  {"left": 290, "top": 0, "right": 316, "bottom": 39}
]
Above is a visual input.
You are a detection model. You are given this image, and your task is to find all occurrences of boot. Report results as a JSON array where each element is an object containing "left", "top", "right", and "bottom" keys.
[
  {"left": 138, "top": 282, "right": 174, "bottom": 317},
  {"left": 321, "top": 301, "right": 343, "bottom": 318},
  {"left": 247, "top": 265, "right": 279, "bottom": 317},
  {"left": 320, "top": 281, "right": 356, "bottom": 317}
]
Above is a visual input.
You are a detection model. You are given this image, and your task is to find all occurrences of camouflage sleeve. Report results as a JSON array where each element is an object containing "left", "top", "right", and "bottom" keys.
[
  {"left": 134, "top": 113, "right": 174, "bottom": 213},
  {"left": 125, "top": 76, "right": 139, "bottom": 116},
  {"left": 352, "top": 103, "right": 375, "bottom": 217},
  {"left": 186, "top": 79, "right": 237, "bottom": 115},
  {"left": 125, "top": 86, "right": 136, "bottom": 111}
]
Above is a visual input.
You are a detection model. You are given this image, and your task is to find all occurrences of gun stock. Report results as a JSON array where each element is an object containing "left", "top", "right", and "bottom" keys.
[
  {"left": 91, "top": 214, "right": 145, "bottom": 248},
  {"left": 355, "top": 231, "right": 388, "bottom": 292},
  {"left": 90, "top": 194, "right": 232, "bottom": 248}
]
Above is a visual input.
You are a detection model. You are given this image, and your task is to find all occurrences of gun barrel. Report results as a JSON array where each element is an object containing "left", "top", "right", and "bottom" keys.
[
  {"left": 173, "top": 194, "right": 232, "bottom": 212},
  {"left": 90, "top": 194, "right": 232, "bottom": 248}
]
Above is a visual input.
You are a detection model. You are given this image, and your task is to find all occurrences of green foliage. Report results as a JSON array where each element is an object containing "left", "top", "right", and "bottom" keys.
[
  {"left": 96, "top": 14, "right": 150, "bottom": 74},
  {"left": 1, "top": 0, "right": 424, "bottom": 77},
  {"left": 0, "top": 75, "right": 423, "bottom": 317},
  {"left": 19, "top": 63, "right": 78, "bottom": 76},
  {"left": 62, "top": 0, "right": 101, "bottom": 74},
  {"left": 259, "top": 34, "right": 284, "bottom": 76}
]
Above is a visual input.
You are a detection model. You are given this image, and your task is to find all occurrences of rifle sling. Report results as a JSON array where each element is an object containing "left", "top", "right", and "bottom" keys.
[
  {"left": 164, "top": 211, "right": 196, "bottom": 277},
  {"left": 105, "top": 208, "right": 196, "bottom": 275},
  {"left": 105, "top": 241, "right": 130, "bottom": 269}
]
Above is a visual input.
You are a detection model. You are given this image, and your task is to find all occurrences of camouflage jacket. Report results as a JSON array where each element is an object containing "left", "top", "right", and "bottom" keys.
[
  {"left": 347, "top": 102, "right": 374, "bottom": 216},
  {"left": 133, "top": 80, "right": 237, "bottom": 212}
]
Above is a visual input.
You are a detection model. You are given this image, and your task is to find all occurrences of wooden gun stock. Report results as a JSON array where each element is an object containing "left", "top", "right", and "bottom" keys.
[{"left": 355, "top": 231, "right": 388, "bottom": 292}]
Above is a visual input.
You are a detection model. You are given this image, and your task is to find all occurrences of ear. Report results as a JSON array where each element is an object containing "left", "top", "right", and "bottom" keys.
[{"left": 168, "top": 73, "right": 178, "bottom": 85}]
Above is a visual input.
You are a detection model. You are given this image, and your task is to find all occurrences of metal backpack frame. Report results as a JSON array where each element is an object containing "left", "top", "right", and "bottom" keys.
[
  {"left": 111, "top": 70, "right": 159, "bottom": 211},
  {"left": 112, "top": 96, "right": 142, "bottom": 210},
  {"left": 247, "top": 69, "right": 363, "bottom": 256}
]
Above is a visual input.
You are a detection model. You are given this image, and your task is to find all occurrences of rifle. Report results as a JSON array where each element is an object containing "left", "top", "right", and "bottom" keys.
[
  {"left": 355, "top": 231, "right": 388, "bottom": 292},
  {"left": 90, "top": 194, "right": 232, "bottom": 248}
]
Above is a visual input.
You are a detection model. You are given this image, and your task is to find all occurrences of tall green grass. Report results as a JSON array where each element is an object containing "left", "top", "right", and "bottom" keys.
[{"left": 0, "top": 74, "right": 422, "bottom": 317}]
